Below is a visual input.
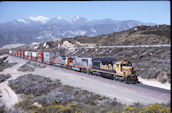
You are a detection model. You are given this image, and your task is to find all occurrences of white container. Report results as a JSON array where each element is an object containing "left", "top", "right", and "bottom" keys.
[
  {"left": 32, "top": 52, "right": 38, "bottom": 57},
  {"left": 25, "top": 51, "right": 32, "bottom": 56},
  {"left": 81, "top": 57, "right": 92, "bottom": 68},
  {"left": 9, "top": 50, "right": 13, "bottom": 54}
]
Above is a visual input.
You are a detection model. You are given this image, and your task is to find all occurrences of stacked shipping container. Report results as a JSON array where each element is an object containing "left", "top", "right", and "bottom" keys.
[
  {"left": 37, "top": 52, "right": 44, "bottom": 62},
  {"left": 32, "top": 52, "right": 38, "bottom": 61},
  {"left": 24, "top": 51, "right": 32, "bottom": 59},
  {"left": 43, "top": 52, "right": 55, "bottom": 64},
  {"left": 53, "top": 56, "right": 66, "bottom": 66}
]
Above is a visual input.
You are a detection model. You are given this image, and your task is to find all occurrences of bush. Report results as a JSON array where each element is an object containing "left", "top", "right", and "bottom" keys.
[
  {"left": 0, "top": 74, "right": 11, "bottom": 83},
  {"left": 8, "top": 74, "right": 61, "bottom": 96},
  {"left": 30, "top": 102, "right": 73, "bottom": 113},
  {"left": 122, "top": 103, "right": 171, "bottom": 113},
  {"left": 122, "top": 104, "right": 139, "bottom": 113}
]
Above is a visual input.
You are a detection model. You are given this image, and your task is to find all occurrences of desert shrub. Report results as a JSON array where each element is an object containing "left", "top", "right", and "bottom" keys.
[
  {"left": 0, "top": 104, "right": 5, "bottom": 113},
  {"left": 0, "top": 74, "right": 11, "bottom": 83},
  {"left": 122, "top": 103, "right": 171, "bottom": 113},
  {"left": 122, "top": 104, "right": 139, "bottom": 113},
  {"left": 139, "top": 103, "right": 163, "bottom": 113},
  {"left": 159, "top": 107, "right": 171, "bottom": 113},
  {"left": 107, "top": 110, "right": 118, "bottom": 113},
  {"left": 15, "top": 96, "right": 33, "bottom": 110},
  {"left": 8, "top": 74, "right": 60, "bottom": 96},
  {"left": 17, "top": 64, "right": 35, "bottom": 72},
  {"left": 30, "top": 102, "right": 73, "bottom": 113}
]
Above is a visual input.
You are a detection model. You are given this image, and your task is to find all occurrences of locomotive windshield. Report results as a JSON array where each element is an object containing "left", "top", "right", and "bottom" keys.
[{"left": 122, "top": 62, "right": 132, "bottom": 66}]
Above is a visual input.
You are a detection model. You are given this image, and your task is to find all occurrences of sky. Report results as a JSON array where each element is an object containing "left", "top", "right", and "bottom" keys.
[{"left": 0, "top": 1, "right": 170, "bottom": 25}]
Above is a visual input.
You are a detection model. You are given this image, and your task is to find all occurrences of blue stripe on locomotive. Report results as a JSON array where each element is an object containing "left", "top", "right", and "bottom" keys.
[{"left": 92, "top": 58, "right": 117, "bottom": 73}]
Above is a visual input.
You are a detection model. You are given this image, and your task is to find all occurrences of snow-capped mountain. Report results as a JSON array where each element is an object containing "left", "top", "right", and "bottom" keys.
[
  {"left": 16, "top": 16, "right": 49, "bottom": 24},
  {"left": 0, "top": 16, "right": 156, "bottom": 47}
]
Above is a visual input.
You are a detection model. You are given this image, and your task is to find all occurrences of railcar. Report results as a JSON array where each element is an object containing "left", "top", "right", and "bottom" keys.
[
  {"left": 9, "top": 50, "right": 13, "bottom": 55},
  {"left": 20, "top": 51, "right": 25, "bottom": 58},
  {"left": 91, "top": 58, "right": 138, "bottom": 83},
  {"left": 13, "top": 50, "right": 17, "bottom": 56},
  {"left": 32, "top": 52, "right": 38, "bottom": 61},
  {"left": 24, "top": 51, "right": 32, "bottom": 59},
  {"left": 37, "top": 52, "right": 44, "bottom": 62},
  {"left": 72, "top": 57, "right": 92, "bottom": 73},
  {"left": 52, "top": 55, "right": 66, "bottom": 67},
  {"left": 43, "top": 52, "right": 55, "bottom": 64},
  {"left": 16, "top": 51, "right": 20, "bottom": 57}
]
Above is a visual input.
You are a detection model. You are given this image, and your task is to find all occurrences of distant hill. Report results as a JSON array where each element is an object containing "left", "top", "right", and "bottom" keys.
[
  {"left": 12, "top": 24, "right": 170, "bottom": 53},
  {"left": 0, "top": 16, "right": 155, "bottom": 47},
  {"left": 61, "top": 24, "right": 170, "bottom": 46}
]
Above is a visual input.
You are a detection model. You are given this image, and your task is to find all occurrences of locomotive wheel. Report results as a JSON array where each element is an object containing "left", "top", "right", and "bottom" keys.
[
  {"left": 124, "top": 77, "right": 131, "bottom": 84},
  {"left": 113, "top": 76, "right": 118, "bottom": 81}
]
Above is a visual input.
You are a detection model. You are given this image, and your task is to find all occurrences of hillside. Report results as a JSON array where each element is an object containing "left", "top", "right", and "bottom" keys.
[{"left": 61, "top": 25, "right": 170, "bottom": 46}]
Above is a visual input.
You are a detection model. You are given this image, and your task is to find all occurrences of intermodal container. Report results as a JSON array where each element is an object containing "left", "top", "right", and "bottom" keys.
[
  {"left": 13, "top": 50, "right": 17, "bottom": 56},
  {"left": 32, "top": 52, "right": 38, "bottom": 60},
  {"left": 72, "top": 57, "right": 92, "bottom": 70},
  {"left": 37, "top": 52, "right": 44, "bottom": 62},
  {"left": 53, "top": 56, "right": 66, "bottom": 66},
  {"left": 24, "top": 51, "right": 32, "bottom": 59},
  {"left": 43, "top": 52, "right": 55, "bottom": 64},
  {"left": 16, "top": 51, "right": 20, "bottom": 57},
  {"left": 9, "top": 50, "right": 13, "bottom": 55},
  {"left": 20, "top": 51, "right": 25, "bottom": 58}
]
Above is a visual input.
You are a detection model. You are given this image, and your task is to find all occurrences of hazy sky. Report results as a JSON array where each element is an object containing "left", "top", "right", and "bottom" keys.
[{"left": 0, "top": 1, "right": 170, "bottom": 24}]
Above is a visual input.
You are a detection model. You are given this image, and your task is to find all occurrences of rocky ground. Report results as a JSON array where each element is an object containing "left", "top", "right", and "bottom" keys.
[
  {"left": 17, "top": 61, "right": 46, "bottom": 72},
  {"left": 0, "top": 56, "right": 17, "bottom": 72},
  {"left": 8, "top": 74, "right": 124, "bottom": 113},
  {"left": 6, "top": 74, "right": 171, "bottom": 113}
]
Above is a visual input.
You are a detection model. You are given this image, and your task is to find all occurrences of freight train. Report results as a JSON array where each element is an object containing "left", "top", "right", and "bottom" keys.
[{"left": 8, "top": 50, "right": 139, "bottom": 84}]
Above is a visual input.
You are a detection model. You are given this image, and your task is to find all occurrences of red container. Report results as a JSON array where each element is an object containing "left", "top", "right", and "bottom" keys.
[
  {"left": 67, "top": 57, "right": 74, "bottom": 66},
  {"left": 16, "top": 51, "right": 20, "bottom": 57},
  {"left": 24, "top": 56, "right": 28, "bottom": 59},
  {"left": 52, "top": 56, "right": 56, "bottom": 64},
  {"left": 28, "top": 56, "right": 32, "bottom": 59},
  {"left": 37, "top": 52, "right": 44, "bottom": 62},
  {"left": 32, "top": 57, "right": 37, "bottom": 61},
  {"left": 20, "top": 51, "right": 25, "bottom": 58}
]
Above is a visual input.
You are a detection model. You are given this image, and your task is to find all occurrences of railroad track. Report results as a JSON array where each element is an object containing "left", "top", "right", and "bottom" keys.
[{"left": 68, "top": 44, "right": 171, "bottom": 49}]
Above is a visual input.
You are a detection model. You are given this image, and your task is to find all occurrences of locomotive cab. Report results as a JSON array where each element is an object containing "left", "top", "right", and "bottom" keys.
[{"left": 115, "top": 60, "right": 138, "bottom": 83}]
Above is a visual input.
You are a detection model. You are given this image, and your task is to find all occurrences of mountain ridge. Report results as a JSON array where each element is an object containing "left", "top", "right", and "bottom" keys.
[{"left": 0, "top": 16, "right": 156, "bottom": 47}]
